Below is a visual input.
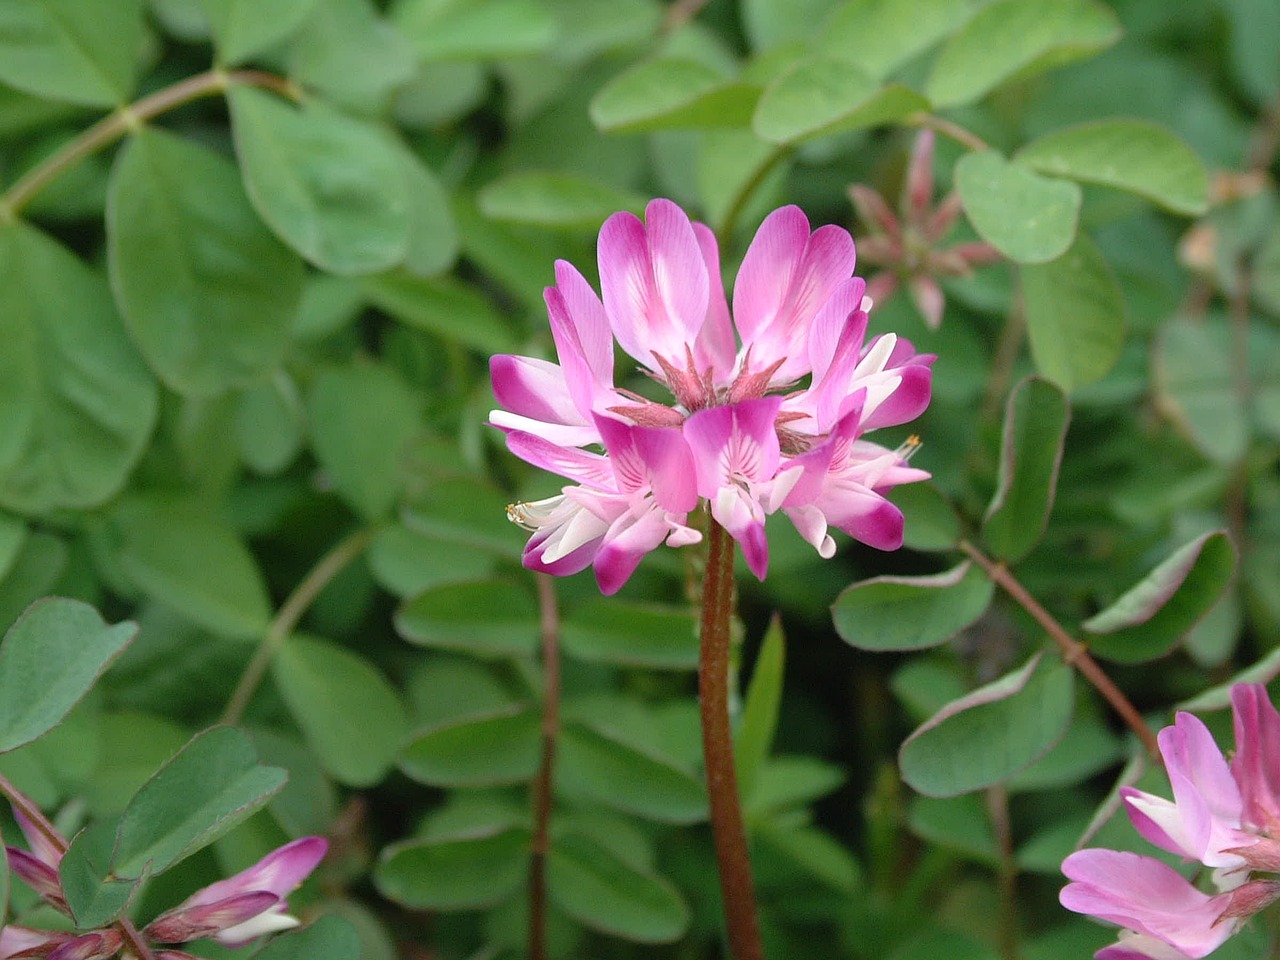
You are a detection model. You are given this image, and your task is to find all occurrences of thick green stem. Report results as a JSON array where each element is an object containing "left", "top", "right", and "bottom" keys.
[
  {"left": 528, "top": 574, "right": 561, "bottom": 960},
  {"left": 699, "top": 520, "right": 764, "bottom": 960},
  {"left": 222, "top": 528, "right": 374, "bottom": 726}
]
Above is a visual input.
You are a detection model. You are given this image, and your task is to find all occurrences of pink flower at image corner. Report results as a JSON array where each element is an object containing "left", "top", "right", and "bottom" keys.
[
  {"left": 1060, "top": 683, "right": 1280, "bottom": 960},
  {"left": 489, "top": 199, "right": 935, "bottom": 594}
]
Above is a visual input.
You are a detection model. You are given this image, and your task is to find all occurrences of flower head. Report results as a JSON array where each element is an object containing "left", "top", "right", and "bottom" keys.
[{"left": 491, "top": 200, "right": 934, "bottom": 593}]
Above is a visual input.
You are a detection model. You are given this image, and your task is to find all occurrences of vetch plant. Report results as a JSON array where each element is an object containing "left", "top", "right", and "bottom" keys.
[{"left": 492, "top": 200, "right": 932, "bottom": 958}]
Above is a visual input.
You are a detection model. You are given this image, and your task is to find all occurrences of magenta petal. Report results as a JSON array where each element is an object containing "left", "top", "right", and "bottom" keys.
[
  {"left": 552, "top": 259, "right": 613, "bottom": 386},
  {"left": 12, "top": 810, "right": 62, "bottom": 868},
  {"left": 593, "top": 508, "right": 672, "bottom": 595},
  {"left": 7, "top": 847, "right": 65, "bottom": 907},
  {"left": 683, "top": 397, "right": 784, "bottom": 496},
  {"left": 1231, "top": 683, "right": 1280, "bottom": 832},
  {"left": 733, "top": 205, "right": 811, "bottom": 346},
  {"left": 691, "top": 222, "right": 736, "bottom": 381},
  {"left": 645, "top": 198, "right": 709, "bottom": 345},
  {"left": 46, "top": 931, "right": 122, "bottom": 960},
  {"left": 489, "top": 354, "right": 593, "bottom": 445},
  {"left": 545, "top": 287, "right": 600, "bottom": 420},
  {"left": 504, "top": 430, "right": 615, "bottom": 488},
  {"left": 184, "top": 837, "right": 327, "bottom": 910},
  {"left": 861, "top": 361, "right": 933, "bottom": 430},
  {"left": 1121, "top": 786, "right": 1190, "bottom": 859},
  {"left": 807, "top": 277, "right": 868, "bottom": 385},
  {"left": 632, "top": 426, "right": 698, "bottom": 513},
  {"left": 827, "top": 492, "right": 904, "bottom": 551}
]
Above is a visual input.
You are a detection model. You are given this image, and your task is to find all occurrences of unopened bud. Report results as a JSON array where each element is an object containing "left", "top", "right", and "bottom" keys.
[{"left": 1219, "top": 879, "right": 1280, "bottom": 920}]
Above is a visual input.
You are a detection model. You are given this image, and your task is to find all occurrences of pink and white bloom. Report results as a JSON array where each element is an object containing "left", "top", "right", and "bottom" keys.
[
  {"left": 491, "top": 199, "right": 933, "bottom": 592},
  {"left": 145, "top": 837, "right": 327, "bottom": 947}
]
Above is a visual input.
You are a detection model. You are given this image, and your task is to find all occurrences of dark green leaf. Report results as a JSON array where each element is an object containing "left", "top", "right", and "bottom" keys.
[
  {"left": 816, "top": 0, "right": 977, "bottom": 79},
  {"left": 755, "top": 820, "right": 861, "bottom": 893},
  {"left": 229, "top": 86, "right": 410, "bottom": 275},
  {"left": 395, "top": 578, "right": 538, "bottom": 657},
  {"left": 478, "top": 172, "right": 645, "bottom": 228},
  {"left": 955, "top": 151, "right": 1080, "bottom": 264},
  {"left": 831, "top": 562, "right": 993, "bottom": 651},
  {"left": 0, "top": 598, "right": 135, "bottom": 754},
  {"left": 900, "top": 654, "right": 1075, "bottom": 797},
  {"left": 745, "top": 755, "right": 845, "bottom": 815},
  {"left": 113, "top": 727, "right": 286, "bottom": 877},
  {"left": 0, "top": 223, "right": 157, "bottom": 514},
  {"left": 399, "top": 705, "right": 540, "bottom": 787},
  {"left": 393, "top": 0, "right": 556, "bottom": 60},
  {"left": 560, "top": 599, "right": 697, "bottom": 669},
  {"left": 60, "top": 820, "right": 143, "bottom": 929},
  {"left": 254, "top": 916, "right": 362, "bottom": 960},
  {"left": 981, "top": 377, "right": 1071, "bottom": 562},
  {"left": 925, "top": 0, "right": 1121, "bottom": 107},
  {"left": 907, "top": 794, "right": 998, "bottom": 864},
  {"left": 735, "top": 616, "right": 784, "bottom": 797},
  {"left": 0, "top": 0, "right": 143, "bottom": 106},
  {"left": 196, "top": 0, "right": 317, "bottom": 65},
  {"left": 1086, "top": 531, "right": 1237, "bottom": 664},
  {"left": 363, "top": 271, "right": 516, "bottom": 353},
  {"left": 375, "top": 827, "right": 530, "bottom": 909},
  {"left": 1017, "top": 120, "right": 1209, "bottom": 216},
  {"left": 107, "top": 128, "right": 303, "bottom": 396},
  {"left": 548, "top": 831, "right": 689, "bottom": 943},
  {"left": 273, "top": 635, "right": 409, "bottom": 787},
  {"left": 1021, "top": 233, "right": 1127, "bottom": 393},
  {"left": 753, "top": 59, "right": 927, "bottom": 145},
  {"left": 590, "top": 59, "right": 759, "bottom": 133}
]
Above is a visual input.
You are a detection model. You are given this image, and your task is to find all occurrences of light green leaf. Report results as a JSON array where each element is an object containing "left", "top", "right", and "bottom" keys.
[
  {"left": 393, "top": 0, "right": 556, "bottom": 60},
  {"left": 831, "top": 562, "right": 993, "bottom": 651},
  {"left": 113, "top": 498, "right": 272, "bottom": 639},
  {"left": 1086, "top": 531, "right": 1237, "bottom": 664},
  {"left": 560, "top": 599, "right": 697, "bottom": 669},
  {"left": 254, "top": 917, "right": 360, "bottom": 960},
  {"left": 0, "top": 514, "right": 25, "bottom": 584},
  {"left": 894, "top": 482, "right": 962, "bottom": 552},
  {"left": 900, "top": 654, "right": 1075, "bottom": 797},
  {"left": 981, "top": 377, "right": 1071, "bottom": 563},
  {"left": 816, "top": 0, "right": 978, "bottom": 79},
  {"left": 229, "top": 86, "right": 410, "bottom": 275},
  {"left": 273, "top": 634, "right": 409, "bottom": 787},
  {"left": 234, "top": 375, "right": 305, "bottom": 476},
  {"left": 753, "top": 59, "right": 927, "bottom": 145},
  {"left": 113, "top": 726, "right": 286, "bottom": 877},
  {"left": 1152, "top": 314, "right": 1251, "bottom": 464},
  {"left": 397, "top": 147, "right": 459, "bottom": 277},
  {"left": 367, "top": 523, "right": 494, "bottom": 599},
  {"left": 0, "top": 0, "right": 143, "bottom": 106},
  {"left": 590, "top": 58, "right": 760, "bottom": 133},
  {"left": 289, "top": 0, "right": 417, "bottom": 107},
  {"left": 1020, "top": 233, "right": 1127, "bottom": 392},
  {"left": 735, "top": 617, "right": 784, "bottom": 797},
  {"left": 196, "top": 0, "right": 318, "bottom": 65},
  {"left": 363, "top": 271, "right": 516, "bottom": 353},
  {"left": 306, "top": 365, "right": 419, "bottom": 521},
  {"left": 399, "top": 705, "right": 540, "bottom": 787},
  {"left": 478, "top": 171, "right": 644, "bottom": 228},
  {"left": 741, "top": 0, "right": 843, "bottom": 50},
  {"left": 925, "top": 0, "right": 1122, "bottom": 108},
  {"left": 395, "top": 578, "right": 538, "bottom": 657},
  {"left": 549, "top": 831, "right": 689, "bottom": 943},
  {"left": 0, "top": 223, "right": 158, "bottom": 514},
  {"left": 0, "top": 533, "right": 65, "bottom": 631},
  {"left": 60, "top": 820, "right": 144, "bottom": 929},
  {"left": 908, "top": 794, "right": 998, "bottom": 864},
  {"left": 0, "top": 599, "right": 135, "bottom": 754},
  {"left": 403, "top": 478, "right": 524, "bottom": 560},
  {"left": 107, "top": 128, "right": 303, "bottom": 396},
  {"left": 1018, "top": 120, "right": 1209, "bottom": 216},
  {"left": 375, "top": 827, "right": 530, "bottom": 909},
  {"left": 955, "top": 151, "right": 1080, "bottom": 264}
]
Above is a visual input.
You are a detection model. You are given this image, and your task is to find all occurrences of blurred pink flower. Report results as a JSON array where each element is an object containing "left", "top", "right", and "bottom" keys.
[{"left": 491, "top": 200, "right": 934, "bottom": 592}]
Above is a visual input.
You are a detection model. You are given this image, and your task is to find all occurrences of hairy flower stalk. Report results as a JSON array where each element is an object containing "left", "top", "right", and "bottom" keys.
[
  {"left": 491, "top": 200, "right": 933, "bottom": 956},
  {"left": 1061, "top": 684, "right": 1280, "bottom": 960}
]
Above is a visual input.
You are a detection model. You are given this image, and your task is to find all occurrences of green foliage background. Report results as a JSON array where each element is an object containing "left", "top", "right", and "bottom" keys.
[{"left": 0, "top": 0, "right": 1278, "bottom": 958}]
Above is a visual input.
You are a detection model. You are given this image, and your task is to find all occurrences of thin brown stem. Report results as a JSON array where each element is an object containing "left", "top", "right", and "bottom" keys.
[
  {"left": 699, "top": 520, "right": 764, "bottom": 960},
  {"left": 985, "top": 785, "right": 1019, "bottom": 960},
  {"left": 908, "top": 112, "right": 991, "bottom": 153},
  {"left": 958, "top": 540, "right": 1162, "bottom": 761},
  {"left": 0, "top": 68, "right": 299, "bottom": 219},
  {"left": 1245, "top": 93, "right": 1280, "bottom": 172},
  {"left": 528, "top": 574, "right": 561, "bottom": 960},
  {"left": 661, "top": 0, "right": 712, "bottom": 33},
  {"left": 0, "top": 775, "right": 157, "bottom": 960},
  {"left": 222, "top": 528, "right": 374, "bottom": 726}
]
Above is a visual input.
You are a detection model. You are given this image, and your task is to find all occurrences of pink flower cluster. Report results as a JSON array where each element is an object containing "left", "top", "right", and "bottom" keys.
[
  {"left": 1061, "top": 684, "right": 1280, "bottom": 960},
  {"left": 490, "top": 200, "right": 934, "bottom": 593}
]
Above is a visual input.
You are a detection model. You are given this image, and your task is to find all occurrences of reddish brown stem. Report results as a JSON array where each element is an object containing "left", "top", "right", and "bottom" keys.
[
  {"left": 528, "top": 574, "right": 561, "bottom": 960},
  {"left": 699, "top": 521, "right": 764, "bottom": 960},
  {"left": 959, "top": 540, "right": 1162, "bottom": 761}
]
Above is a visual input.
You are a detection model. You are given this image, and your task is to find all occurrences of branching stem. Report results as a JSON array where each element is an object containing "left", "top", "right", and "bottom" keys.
[
  {"left": 909, "top": 112, "right": 991, "bottom": 153},
  {"left": 528, "top": 574, "right": 561, "bottom": 960}
]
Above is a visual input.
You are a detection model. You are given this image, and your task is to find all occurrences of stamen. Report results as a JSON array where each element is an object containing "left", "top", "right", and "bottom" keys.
[{"left": 895, "top": 435, "right": 923, "bottom": 461}]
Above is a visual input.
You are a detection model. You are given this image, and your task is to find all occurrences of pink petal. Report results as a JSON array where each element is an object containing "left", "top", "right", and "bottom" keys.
[
  {"left": 595, "top": 415, "right": 696, "bottom": 511},
  {"left": 690, "top": 222, "right": 737, "bottom": 382},
  {"left": 1231, "top": 683, "right": 1280, "bottom": 832},
  {"left": 1160, "top": 713, "right": 1247, "bottom": 866},
  {"left": 733, "top": 205, "right": 811, "bottom": 347},
  {"left": 545, "top": 287, "right": 603, "bottom": 421},
  {"left": 46, "top": 931, "right": 122, "bottom": 960},
  {"left": 824, "top": 490, "right": 904, "bottom": 551},
  {"left": 6, "top": 847, "right": 66, "bottom": 909},
  {"left": 683, "top": 397, "right": 784, "bottom": 496},
  {"left": 1121, "top": 786, "right": 1195, "bottom": 861},
  {"left": 12, "top": 810, "right": 62, "bottom": 868},
  {"left": 806, "top": 277, "right": 868, "bottom": 386},
  {"left": 861, "top": 359, "right": 933, "bottom": 430},
  {"left": 184, "top": 837, "right": 327, "bottom": 909},
  {"left": 593, "top": 508, "right": 673, "bottom": 595},
  {"left": 1096, "top": 934, "right": 1196, "bottom": 960},
  {"left": 908, "top": 273, "right": 945, "bottom": 329},
  {"left": 147, "top": 892, "right": 281, "bottom": 943},
  {"left": 710, "top": 486, "right": 769, "bottom": 580},
  {"left": 489, "top": 355, "right": 596, "bottom": 445},
  {"left": 503, "top": 430, "right": 616, "bottom": 489},
  {"left": 552, "top": 259, "right": 613, "bottom": 386}
]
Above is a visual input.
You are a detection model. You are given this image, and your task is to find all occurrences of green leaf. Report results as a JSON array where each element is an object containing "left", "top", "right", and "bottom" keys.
[
  {"left": 1017, "top": 120, "right": 1209, "bottom": 216},
  {"left": 235, "top": 375, "right": 305, "bottom": 476},
  {"left": 478, "top": 172, "right": 645, "bottom": 228},
  {"left": 1085, "top": 531, "right": 1237, "bottom": 664},
  {"left": 894, "top": 482, "right": 962, "bottom": 552},
  {"left": 0, "top": 0, "right": 143, "bottom": 106},
  {"left": 0, "top": 533, "right": 65, "bottom": 631},
  {"left": 396, "top": 147, "right": 459, "bottom": 277},
  {"left": 273, "top": 635, "right": 409, "bottom": 787},
  {"left": 393, "top": 0, "right": 556, "bottom": 60},
  {"left": 306, "top": 365, "right": 419, "bottom": 521},
  {"left": 229, "top": 86, "right": 410, "bottom": 275},
  {"left": 367, "top": 523, "right": 494, "bottom": 599},
  {"left": 557, "top": 722, "right": 706, "bottom": 824},
  {"left": 559, "top": 599, "right": 697, "bottom": 669},
  {"left": 755, "top": 820, "right": 861, "bottom": 893},
  {"left": 925, "top": 0, "right": 1121, "bottom": 108},
  {"left": 899, "top": 654, "right": 1075, "bottom": 797},
  {"left": 395, "top": 578, "right": 538, "bottom": 657},
  {"left": 363, "top": 271, "right": 515, "bottom": 353},
  {"left": 113, "top": 498, "right": 272, "bottom": 639},
  {"left": 399, "top": 705, "right": 540, "bottom": 787},
  {"left": 113, "top": 726, "right": 286, "bottom": 877},
  {"left": 1020, "top": 233, "right": 1127, "bottom": 392},
  {"left": 908, "top": 794, "right": 998, "bottom": 864},
  {"left": 735, "top": 617, "right": 784, "bottom": 798},
  {"left": 375, "top": 827, "right": 530, "bottom": 909},
  {"left": 196, "top": 0, "right": 317, "bottom": 65},
  {"left": 107, "top": 128, "right": 303, "bottom": 396},
  {"left": 831, "top": 562, "right": 994, "bottom": 651},
  {"left": 696, "top": 129, "right": 789, "bottom": 235},
  {"left": 955, "top": 151, "right": 1080, "bottom": 264},
  {"left": 746, "top": 756, "right": 846, "bottom": 815},
  {"left": 82, "top": 713, "right": 192, "bottom": 817},
  {"left": 816, "top": 0, "right": 978, "bottom": 79},
  {"left": 289, "top": 0, "right": 417, "bottom": 107},
  {"left": 752, "top": 59, "right": 928, "bottom": 145},
  {"left": 589, "top": 58, "right": 760, "bottom": 133},
  {"left": 0, "top": 223, "right": 158, "bottom": 514},
  {"left": 403, "top": 478, "right": 524, "bottom": 560},
  {"left": 981, "top": 377, "right": 1070, "bottom": 563},
  {"left": 60, "top": 819, "right": 143, "bottom": 929},
  {"left": 255, "top": 917, "right": 362, "bottom": 960},
  {"left": 548, "top": 831, "right": 689, "bottom": 943},
  {"left": 0, "top": 598, "right": 135, "bottom": 754}
]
